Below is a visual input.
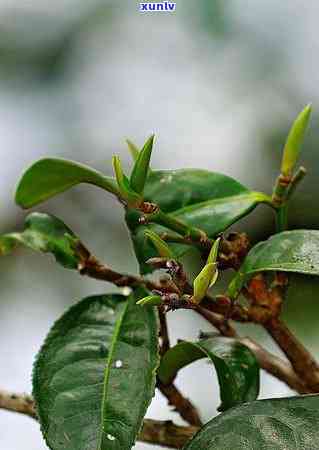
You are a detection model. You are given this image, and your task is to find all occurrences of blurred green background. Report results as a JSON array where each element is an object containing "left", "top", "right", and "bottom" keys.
[{"left": 1, "top": 1, "right": 319, "bottom": 449}]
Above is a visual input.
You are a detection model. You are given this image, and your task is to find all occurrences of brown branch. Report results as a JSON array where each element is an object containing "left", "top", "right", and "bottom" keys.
[
  {"left": 265, "top": 317, "right": 319, "bottom": 392},
  {"left": 157, "top": 382, "right": 203, "bottom": 427},
  {"left": 140, "top": 419, "right": 198, "bottom": 448},
  {"left": 239, "top": 337, "right": 312, "bottom": 394},
  {"left": 76, "top": 240, "right": 314, "bottom": 397},
  {"left": 194, "top": 307, "right": 311, "bottom": 394},
  {"left": 159, "top": 308, "right": 171, "bottom": 356},
  {"left": 0, "top": 390, "right": 36, "bottom": 419},
  {"left": 245, "top": 273, "right": 319, "bottom": 393},
  {"left": 0, "top": 390, "right": 197, "bottom": 449}
]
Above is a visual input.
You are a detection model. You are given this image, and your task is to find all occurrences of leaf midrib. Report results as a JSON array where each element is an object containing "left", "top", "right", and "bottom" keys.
[{"left": 98, "top": 299, "right": 130, "bottom": 449}]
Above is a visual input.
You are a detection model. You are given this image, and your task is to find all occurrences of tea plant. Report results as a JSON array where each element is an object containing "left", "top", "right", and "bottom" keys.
[{"left": 1, "top": 105, "right": 319, "bottom": 449}]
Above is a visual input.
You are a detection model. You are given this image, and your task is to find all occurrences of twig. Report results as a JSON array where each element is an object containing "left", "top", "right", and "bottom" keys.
[
  {"left": 0, "top": 390, "right": 36, "bottom": 419},
  {"left": 157, "top": 382, "right": 203, "bottom": 427},
  {"left": 159, "top": 308, "right": 170, "bottom": 356},
  {"left": 194, "top": 307, "right": 310, "bottom": 394},
  {"left": 239, "top": 337, "right": 311, "bottom": 394},
  {"left": 140, "top": 419, "right": 198, "bottom": 448},
  {"left": 265, "top": 317, "right": 319, "bottom": 392},
  {"left": 0, "top": 390, "right": 197, "bottom": 449}
]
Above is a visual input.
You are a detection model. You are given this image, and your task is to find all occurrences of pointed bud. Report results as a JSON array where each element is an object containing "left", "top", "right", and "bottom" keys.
[
  {"left": 207, "top": 237, "right": 221, "bottom": 264},
  {"left": 112, "top": 156, "right": 142, "bottom": 207},
  {"left": 130, "top": 135, "right": 154, "bottom": 194},
  {"left": 192, "top": 262, "right": 218, "bottom": 304},
  {"left": 145, "top": 229, "right": 174, "bottom": 259},
  {"left": 281, "top": 104, "right": 312, "bottom": 176},
  {"left": 137, "top": 295, "right": 162, "bottom": 306},
  {"left": 126, "top": 139, "right": 140, "bottom": 162}
]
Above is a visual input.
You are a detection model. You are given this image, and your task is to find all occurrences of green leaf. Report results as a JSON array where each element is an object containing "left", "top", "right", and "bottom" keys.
[
  {"left": 33, "top": 289, "right": 159, "bottom": 450},
  {"left": 126, "top": 169, "right": 271, "bottom": 273},
  {"left": 15, "top": 158, "right": 119, "bottom": 209},
  {"left": 137, "top": 294, "right": 162, "bottom": 306},
  {"left": 0, "top": 212, "right": 81, "bottom": 269},
  {"left": 112, "top": 156, "right": 142, "bottom": 207},
  {"left": 145, "top": 229, "right": 175, "bottom": 259},
  {"left": 183, "top": 394, "right": 319, "bottom": 449},
  {"left": 228, "top": 230, "right": 319, "bottom": 298},
  {"left": 207, "top": 237, "right": 221, "bottom": 264},
  {"left": 126, "top": 139, "right": 140, "bottom": 162},
  {"left": 193, "top": 263, "right": 218, "bottom": 304},
  {"left": 281, "top": 104, "right": 312, "bottom": 176},
  {"left": 130, "top": 135, "right": 154, "bottom": 194},
  {"left": 158, "top": 337, "right": 259, "bottom": 412}
]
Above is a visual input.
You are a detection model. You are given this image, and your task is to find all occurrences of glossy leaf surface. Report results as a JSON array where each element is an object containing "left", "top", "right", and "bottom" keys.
[
  {"left": 229, "top": 230, "right": 319, "bottom": 297},
  {"left": 184, "top": 394, "right": 319, "bottom": 450},
  {"left": 16, "top": 158, "right": 119, "bottom": 208},
  {"left": 126, "top": 169, "right": 270, "bottom": 273},
  {"left": 158, "top": 337, "right": 259, "bottom": 411},
  {"left": 33, "top": 290, "right": 159, "bottom": 450},
  {"left": 0, "top": 212, "right": 80, "bottom": 269},
  {"left": 130, "top": 135, "right": 154, "bottom": 194}
]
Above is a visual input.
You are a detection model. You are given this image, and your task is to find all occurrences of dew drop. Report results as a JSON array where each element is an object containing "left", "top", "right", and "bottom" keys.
[
  {"left": 115, "top": 360, "right": 123, "bottom": 368},
  {"left": 122, "top": 286, "right": 132, "bottom": 296},
  {"left": 107, "top": 434, "right": 116, "bottom": 441}
]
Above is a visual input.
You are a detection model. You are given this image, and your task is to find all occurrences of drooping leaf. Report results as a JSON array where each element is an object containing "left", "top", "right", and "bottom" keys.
[
  {"left": 184, "top": 394, "right": 319, "bottom": 450},
  {"left": 130, "top": 135, "right": 154, "bottom": 194},
  {"left": 158, "top": 337, "right": 259, "bottom": 411},
  {"left": 15, "top": 158, "right": 119, "bottom": 209},
  {"left": 0, "top": 212, "right": 81, "bottom": 269},
  {"left": 33, "top": 289, "right": 159, "bottom": 450},
  {"left": 281, "top": 104, "right": 312, "bottom": 176},
  {"left": 126, "top": 169, "right": 271, "bottom": 273},
  {"left": 228, "top": 230, "right": 319, "bottom": 298}
]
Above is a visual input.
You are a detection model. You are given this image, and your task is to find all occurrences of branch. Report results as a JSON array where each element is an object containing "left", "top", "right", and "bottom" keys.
[
  {"left": 245, "top": 273, "right": 319, "bottom": 393},
  {"left": 140, "top": 419, "right": 198, "bottom": 448},
  {"left": 0, "top": 390, "right": 36, "bottom": 419},
  {"left": 265, "top": 317, "right": 319, "bottom": 392},
  {"left": 194, "top": 307, "right": 311, "bottom": 394},
  {"left": 0, "top": 390, "right": 197, "bottom": 449},
  {"left": 239, "top": 337, "right": 311, "bottom": 394},
  {"left": 157, "top": 382, "right": 203, "bottom": 427},
  {"left": 157, "top": 309, "right": 203, "bottom": 427}
]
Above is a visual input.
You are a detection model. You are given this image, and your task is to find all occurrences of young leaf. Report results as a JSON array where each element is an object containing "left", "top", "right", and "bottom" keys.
[
  {"left": 207, "top": 237, "right": 221, "bottom": 264},
  {"left": 137, "top": 294, "right": 162, "bottom": 306},
  {"left": 281, "top": 104, "right": 312, "bottom": 176},
  {"left": 193, "top": 263, "right": 218, "bottom": 304},
  {"left": 145, "top": 229, "right": 174, "bottom": 259},
  {"left": 0, "top": 212, "right": 81, "bottom": 269},
  {"left": 192, "top": 237, "right": 220, "bottom": 303},
  {"left": 126, "top": 169, "right": 272, "bottom": 273},
  {"left": 15, "top": 158, "right": 119, "bottom": 209},
  {"left": 130, "top": 135, "right": 154, "bottom": 194},
  {"left": 228, "top": 229, "right": 319, "bottom": 298},
  {"left": 112, "top": 156, "right": 142, "bottom": 207},
  {"left": 184, "top": 394, "right": 319, "bottom": 449},
  {"left": 33, "top": 289, "right": 159, "bottom": 450},
  {"left": 126, "top": 139, "right": 140, "bottom": 162},
  {"left": 158, "top": 337, "right": 259, "bottom": 411}
]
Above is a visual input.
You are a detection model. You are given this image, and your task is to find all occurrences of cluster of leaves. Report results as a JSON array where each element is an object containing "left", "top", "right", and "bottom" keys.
[{"left": 2, "top": 104, "right": 319, "bottom": 449}]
